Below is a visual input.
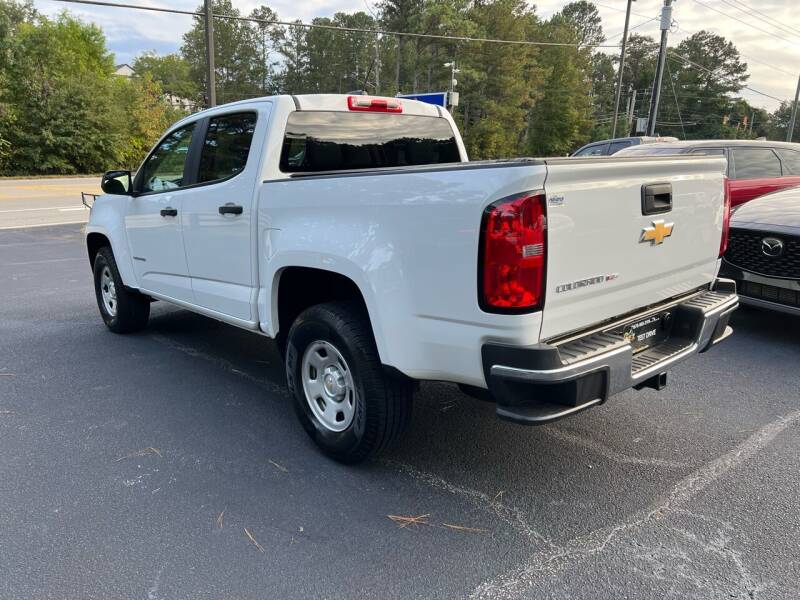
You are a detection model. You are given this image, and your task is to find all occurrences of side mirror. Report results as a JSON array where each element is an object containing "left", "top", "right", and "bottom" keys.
[{"left": 101, "top": 170, "right": 133, "bottom": 195}]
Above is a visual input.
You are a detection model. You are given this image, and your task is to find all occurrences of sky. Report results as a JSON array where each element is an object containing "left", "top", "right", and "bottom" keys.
[{"left": 33, "top": 0, "right": 800, "bottom": 112}]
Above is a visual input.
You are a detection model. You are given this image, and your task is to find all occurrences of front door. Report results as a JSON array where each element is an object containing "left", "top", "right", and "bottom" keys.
[
  {"left": 181, "top": 110, "right": 262, "bottom": 322},
  {"left": 125, "top": 122, "right": 196, "bottom": 302}
]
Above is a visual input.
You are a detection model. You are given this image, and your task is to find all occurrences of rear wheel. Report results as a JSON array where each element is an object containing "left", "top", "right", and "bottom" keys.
[
  {"left": 285, "top": 302, "right": 413, "bottom": 463},
  {"left": 93, "top": 247, "right": 150, "bottom": 333}
]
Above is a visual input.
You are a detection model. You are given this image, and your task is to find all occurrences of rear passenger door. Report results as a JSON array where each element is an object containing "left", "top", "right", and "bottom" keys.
[{"left": 181, "top": 109, "right": 265, "bottom": 323}]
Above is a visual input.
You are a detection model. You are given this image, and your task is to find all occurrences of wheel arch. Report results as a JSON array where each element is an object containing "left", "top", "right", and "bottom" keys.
[
  {"left": 86, "top": 231, "right": 110, "bottom": 267},
  {"left": 84, "top": 222, "right": 137, "bottom": 289},
  {"left": 272, "top": 266, "right": 386, "bottom": 361}
]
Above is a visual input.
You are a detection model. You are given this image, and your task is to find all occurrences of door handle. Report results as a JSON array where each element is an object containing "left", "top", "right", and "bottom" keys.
[
  {"left": 641, "top": 183, "right": 672, "bottom": 215},
  {"left": 218, "top": 203, "right": 243, "bottom": 215},
  {"left": 160, "top": 207, "right": 178, "bottom": 217}
]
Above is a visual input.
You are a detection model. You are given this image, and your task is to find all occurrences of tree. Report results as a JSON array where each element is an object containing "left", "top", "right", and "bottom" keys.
[
  {"left": 276, "top": 21, "right": 309, "bottom": 93},
  {"left": 656, "top": 31, "right": 748, "bottom": 139},
  {"left": 557, "top": 1, "right": 604, "bottom": 48},
  {"left": 132, "top": 51, "right": 199, "bottom": 101},
  {"left": 181, "top": 0, "right": 263, "bottom": 105},
  {"left": 303, "top": 12, "right": 377, "bottom": 94},
  {"left": 588, "top": 52, "right": 615, "bottom": 140},
  {"left": 767, "top": 101, "right": 799, "bottom": 142},
  {"left": 111, "top": 73, "right": 186, "bottom": 169},
  {"left": 1, "top": 12, "right": 121, "bottom": 173},
  {"left": 459, "top": 0, "right": 540, "bottom": 159},
  {"left": 526, "top": 16, "right": 593, "bottom": 155},
  {"left": 619, "top": 33, "right": 659, "bottom": 125},
  {"left": 378, "top": 0, "right": 423, "bottom": 94},
  {"left": 249, "top": 5, "right": 284, "bottom": 95}
]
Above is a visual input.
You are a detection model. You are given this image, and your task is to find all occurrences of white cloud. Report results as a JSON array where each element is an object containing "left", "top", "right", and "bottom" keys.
[{"left": 34, "top": 0, "right": 800, "bottom": 110}]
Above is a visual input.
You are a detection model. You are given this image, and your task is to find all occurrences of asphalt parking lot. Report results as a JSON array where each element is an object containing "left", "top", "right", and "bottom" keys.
[{"left": 1, "top": 223, "right": 799, "bottom": 600}]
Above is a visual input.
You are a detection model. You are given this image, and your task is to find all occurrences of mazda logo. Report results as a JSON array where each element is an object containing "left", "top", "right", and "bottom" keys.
[{"left": 761, "top": 237, "right": 784, "bottom": 258}]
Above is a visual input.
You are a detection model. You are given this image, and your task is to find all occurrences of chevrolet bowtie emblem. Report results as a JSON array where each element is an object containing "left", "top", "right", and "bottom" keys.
[{"left": 640, "top": 220, "right": 674, "bottom": 245}]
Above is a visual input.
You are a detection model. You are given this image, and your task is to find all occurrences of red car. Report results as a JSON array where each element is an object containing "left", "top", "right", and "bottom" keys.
[{"left": 616, "top": 140, "right": 800, "bottom": 208}]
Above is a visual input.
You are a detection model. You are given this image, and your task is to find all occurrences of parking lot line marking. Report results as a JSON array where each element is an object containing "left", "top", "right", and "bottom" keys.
[
  {"left": 0, "top": 206, "right": 81, "bottom": 213},
  {"left": 58, "top": 207, "right": 86, "bottom": 212},
  {"left": 3, "top": 257, "right": 84, "bottom": 267},
  {"left": 470, "top": 409, "right": 800, "bottom": 600},
  {"left": 0, "top": 220, "right": 87, "bottom": 230}
]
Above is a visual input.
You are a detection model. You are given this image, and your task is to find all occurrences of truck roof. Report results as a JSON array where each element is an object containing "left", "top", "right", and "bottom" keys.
[{"left": 173, "top": 93, "right": 442, "bottom": 129}]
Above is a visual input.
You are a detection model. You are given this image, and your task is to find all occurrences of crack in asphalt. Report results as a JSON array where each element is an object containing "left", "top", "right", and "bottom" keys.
[
  {"left": 470, "top": 409, "right": 800, "bottom": 599},
  {"left": 542, "top": 426, "right": 689, "bottom": 469}
]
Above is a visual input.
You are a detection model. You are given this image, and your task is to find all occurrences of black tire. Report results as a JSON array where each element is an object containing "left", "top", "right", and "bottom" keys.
[
  {"left": 285, "top": 301, "right": 413, "bottom": 464},
  {"left": 93, "top": 246, "right": 150, "bottom": 333}
]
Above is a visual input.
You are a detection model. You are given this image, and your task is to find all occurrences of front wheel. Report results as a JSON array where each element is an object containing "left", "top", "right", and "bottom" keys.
[
  {"left": 93, "top": 247, "right": 150, "bottom": 333},
  {"left": 285, "top": 302, "right": 413, "bottom": 464}
]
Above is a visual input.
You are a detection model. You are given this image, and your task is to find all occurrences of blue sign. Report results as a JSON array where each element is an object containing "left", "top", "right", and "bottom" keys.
[{"left": 396, "top": 92, "right": 448, "bottom": 107}]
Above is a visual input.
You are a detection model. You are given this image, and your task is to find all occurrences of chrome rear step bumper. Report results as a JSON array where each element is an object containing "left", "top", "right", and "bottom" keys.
[{"left": 482, "top": 280, "right": 739, "bottom": 425}]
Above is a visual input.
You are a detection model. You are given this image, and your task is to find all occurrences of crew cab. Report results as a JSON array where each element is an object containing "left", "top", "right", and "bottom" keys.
[
  {"left": 86, "top": 94, "right": 738, "bottom": 463},
  {"left": 616, "top": 139, "right": 800, "bottom": 208}
]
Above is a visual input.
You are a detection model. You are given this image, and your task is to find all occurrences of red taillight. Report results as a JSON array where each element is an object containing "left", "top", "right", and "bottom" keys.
[
  {"left": 347, "top": 96, "right": 403, "bottom": 113},
  {"left": 480, "top": 192, "right": 547, "bottom": 312},
  {"left": 720, "top": 177, "right": 731, "bottom": 256}
]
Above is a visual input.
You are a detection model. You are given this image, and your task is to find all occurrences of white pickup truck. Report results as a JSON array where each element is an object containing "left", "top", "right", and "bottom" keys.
[{"left": 86, "top": 94, "right": 738, "bottom": 463}]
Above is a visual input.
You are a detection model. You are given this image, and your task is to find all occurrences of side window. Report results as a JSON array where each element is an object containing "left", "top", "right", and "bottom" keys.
[
  {"left": 198, "top": 112, "right": 257, "bottom": 183},
  {"left": 575, "top": 143, "right": 608, "bottom": 157},
  {"left": 607, "top": 141, "right": 632, "bottom": 154},
  {"left": 777, "top": 149, "right": 800, "bottom": 175},
  {"left": 139, "top": 124, "right": 195, "bottom": 193},
  {"left": 731, "top": 147, "right": 782, "bottom": 179},
  {"left": 689, "top": 148, "right": 728, "bottom": 174}
]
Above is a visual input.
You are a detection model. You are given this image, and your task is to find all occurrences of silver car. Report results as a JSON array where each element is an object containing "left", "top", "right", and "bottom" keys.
[{"left": 720, "top": 187, "right": 800, "bottom": 315}]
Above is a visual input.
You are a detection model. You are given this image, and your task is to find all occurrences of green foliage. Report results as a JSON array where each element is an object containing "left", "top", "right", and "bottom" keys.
[
  {"left": 0, "top": 0, "right": 794, "bottom": 173},
  {"left": 460, "top": 0, "right": 539, "bottom": 159},
  {"left": 527, "top": 27, "right": 592, "bottom": 155},
  {"left": 182, "top": 0, "right": 264, "bottom": 103},
  {"left": 132, "top": 52, "right": 199, "bottom": 101},
  {"left": 0, "top": 7, "right": 184, "bottom": 175}
]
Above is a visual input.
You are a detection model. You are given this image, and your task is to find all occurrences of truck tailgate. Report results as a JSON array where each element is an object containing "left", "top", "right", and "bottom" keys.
[{"left": 540, "top": 156, "right": 727, "bottom": 340}]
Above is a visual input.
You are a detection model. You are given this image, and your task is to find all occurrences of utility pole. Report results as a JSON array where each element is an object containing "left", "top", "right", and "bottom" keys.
[
  {"left": 204, "top": 0, "right": 216, "bottom": 108},
  {"left": 647, "top": 0, "right": 674, "bottom": 136},
  {"left": 611, "top": 0, "right": 635, "bottom": 139},
  {"left": 444, "top": 60, "right": 460, "bottom": 113},
  {"left": 786, "top": 74, "right": 800, "bottom": 142},
  {"left": 626, "top": 88, "right": 637, "bottom": 135},
  {"left": 374, "top": 33, "right": 380, "bottom": 95}
]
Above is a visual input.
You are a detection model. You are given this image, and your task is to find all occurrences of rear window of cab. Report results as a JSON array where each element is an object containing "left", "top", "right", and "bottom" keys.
[{"left": 279, "top": 111, "right": 461, "bottom": 173}]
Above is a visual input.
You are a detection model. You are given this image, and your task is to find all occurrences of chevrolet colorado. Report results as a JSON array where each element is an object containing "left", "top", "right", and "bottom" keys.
[{"left": 86, "top": 94, "right": 738, "bottom": 463}]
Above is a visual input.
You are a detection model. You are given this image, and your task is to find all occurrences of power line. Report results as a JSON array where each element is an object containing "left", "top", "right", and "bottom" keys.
[
  {"left": 720, "top": 0, "right": 800, "bottom": 39},
  {"left": 51, "top": 0, "right": 621, "bottom": 48},
  {"left": 690, "top": 0, "right": 800, "bottom": 50},
  {"left": 606, "top": 16, "right": 659, "bottom": 40},
  {"left": 667, "top": 51, "right": 786, "bottom": 103},
  {"left": 665, "top": 58, "right": 686, "bottom": 138},
  {"left": 595, "top": 0, "right": 795, "bottom": 81}
]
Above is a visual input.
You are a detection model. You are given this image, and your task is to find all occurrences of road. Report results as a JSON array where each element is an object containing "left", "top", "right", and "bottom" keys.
[
  {"left": 0, "top": 177, "right": 98, "bottom": 229},
  {"left": 1, "top": 223, "right": 799, "bottom": 600}
]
